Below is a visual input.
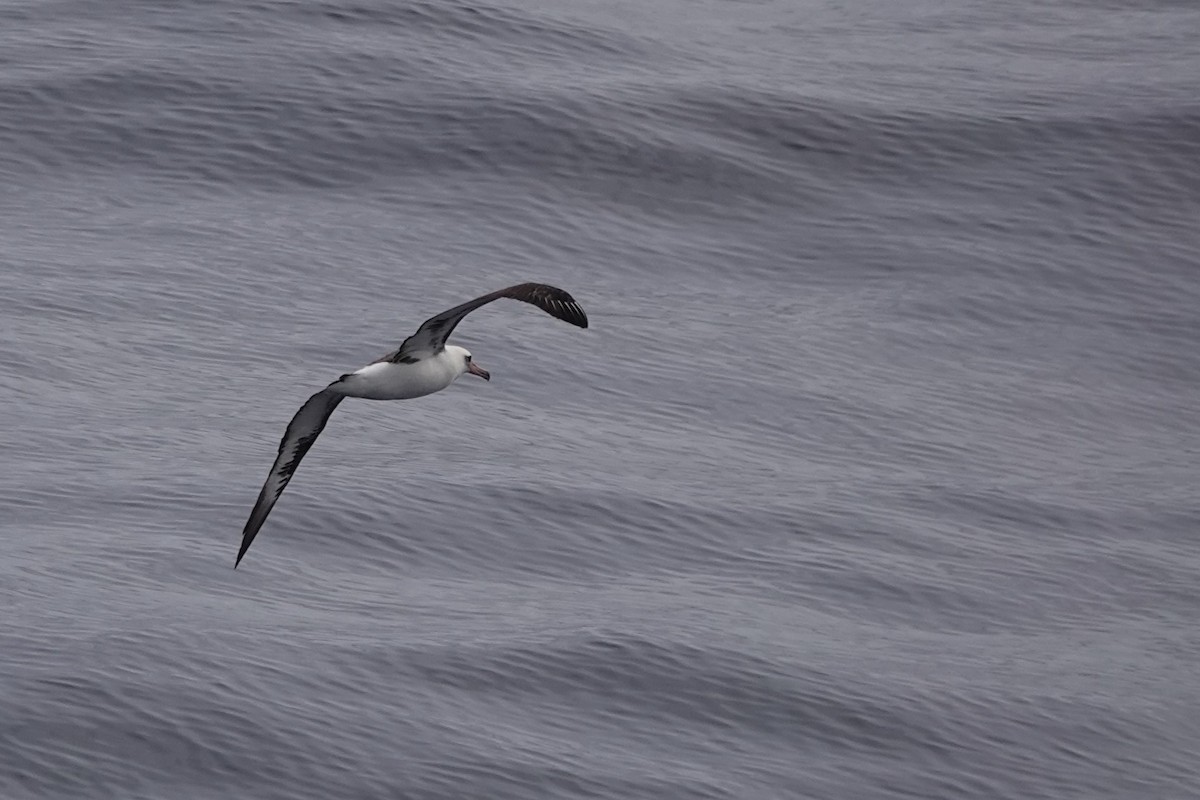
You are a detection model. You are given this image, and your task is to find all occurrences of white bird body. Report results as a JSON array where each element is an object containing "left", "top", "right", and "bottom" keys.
[
  {"left": 341, "top": 345, "right": 471, "bottom": 401},
  {"left": 235, "top": 284, "right": 588, "bottom": 568}
]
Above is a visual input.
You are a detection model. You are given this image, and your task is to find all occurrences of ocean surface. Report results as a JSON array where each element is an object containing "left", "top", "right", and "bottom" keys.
[{"left": 2, "top": 1, "right": 1199, "bottom": 798}]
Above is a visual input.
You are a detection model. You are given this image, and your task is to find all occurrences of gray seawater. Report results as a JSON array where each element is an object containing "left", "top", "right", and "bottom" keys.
[{"left": 2, "top": 1, "right": 1199, "bottom": 798}]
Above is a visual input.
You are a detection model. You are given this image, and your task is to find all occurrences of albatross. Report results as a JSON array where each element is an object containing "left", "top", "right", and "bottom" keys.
[{"left": 235, "top": 282, "right": 588, "bottom": 568}]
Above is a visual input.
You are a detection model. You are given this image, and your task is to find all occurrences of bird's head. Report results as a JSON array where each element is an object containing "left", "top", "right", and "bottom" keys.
[{"left": 448, "top": 345, "right": 490, "bottom": 381}]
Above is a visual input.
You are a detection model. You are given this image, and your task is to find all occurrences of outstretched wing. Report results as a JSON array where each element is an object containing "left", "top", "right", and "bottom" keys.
[
  {"left": 235, "top": 387, "right": 344, "bottom": 567},
  {"left": 381, "top": 283, "right": 588, "bottom": 364}
]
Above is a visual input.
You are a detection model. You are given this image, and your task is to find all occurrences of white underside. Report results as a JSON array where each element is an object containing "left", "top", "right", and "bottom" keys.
[{"left": 339, "top": 351, "right": 463, "bottom": 400}]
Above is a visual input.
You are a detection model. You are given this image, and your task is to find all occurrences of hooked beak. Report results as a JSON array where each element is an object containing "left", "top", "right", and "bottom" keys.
[{"left": 467, "top": 361, "right": 490, "bottom": 381}]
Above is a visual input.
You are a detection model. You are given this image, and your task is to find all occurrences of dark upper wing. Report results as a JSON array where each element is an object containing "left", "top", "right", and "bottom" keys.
[
  {"left": 235, "top": 386, "right": 344, "bottom": 567},
  {"left": 381, "top": 283, "right": 588, "bottom": 364}
]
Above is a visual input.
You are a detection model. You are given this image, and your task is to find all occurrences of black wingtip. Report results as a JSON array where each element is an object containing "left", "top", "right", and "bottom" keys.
[
  {"left": 505, "top": 284, "right": 588, "bottom": 329},
  {"left": 235, "top": 537, "right": 251, "bottom": 569},
  {"left": 560, "top": 299, "right": 588, "bottom": 329}
]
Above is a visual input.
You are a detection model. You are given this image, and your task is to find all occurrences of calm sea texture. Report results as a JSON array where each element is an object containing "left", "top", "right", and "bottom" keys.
[{"left": 2, "top": 1, "right": 1199, "bottom": 798}]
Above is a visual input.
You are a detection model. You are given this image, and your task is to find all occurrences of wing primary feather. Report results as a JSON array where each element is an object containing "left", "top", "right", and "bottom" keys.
[{"left": 235, "top": 387, "right": 344, "bottom": 568}]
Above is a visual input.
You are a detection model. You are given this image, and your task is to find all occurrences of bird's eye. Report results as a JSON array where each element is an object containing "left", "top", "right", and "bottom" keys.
[{"left": 465, "top": 355, "right": 471, "bottom": 362}]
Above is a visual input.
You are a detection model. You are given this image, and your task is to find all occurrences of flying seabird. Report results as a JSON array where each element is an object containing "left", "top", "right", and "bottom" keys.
[{"left": 234, "top": 282, "right": 588, "bottom": 568}]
